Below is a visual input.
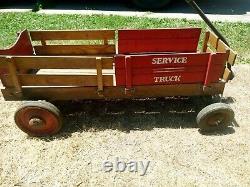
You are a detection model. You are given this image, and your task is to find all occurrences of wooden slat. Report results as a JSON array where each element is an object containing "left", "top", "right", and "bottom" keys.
[
  {"left": 34, "top": 45, "right": 116, "bottom": 55},
  {"left": 36, "top": 69, "right": 114, "bottom": 75},
  {"left": 223, "top": 67, "right": 232, "bottom": 82},
  {"left": 217, "top": 40, "right": 228, "bottom": 52},
  {"left": 6, "top": 57, "right": 22, "bottom": 95},
  {"left": 3, "top": 74, "right": 113, "bottom": 87},
  {"left": 1, "top": 83, "right": 226, "bottom": 101},
  {"left": 96, "top": 57, "right": 103, "bottom": 92},
  {"left": 216, "top": 40, "right": 237, "bottom": 66},
  {"left": 228, "top": 50, "right": 237, "bottom": 66},
  {"left": 30, "top": 30, "right": 115, "bottom": 41},
  {"left": 0, "top": 57, "right": 8, "bottom": 68},
  {"left": 206, "top": 47, "right": 214, "bottom": 53},
  {"left": 202, "top": 31, "right": 210, "bottom": 52},
  {"left": 11, "top": 56, "right": 114, "bottom": 69},
  {"left": 208, "top": 31, "right": 219, "bottom": 49}
]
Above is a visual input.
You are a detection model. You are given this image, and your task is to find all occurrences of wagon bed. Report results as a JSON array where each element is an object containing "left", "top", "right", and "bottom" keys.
[
  {"left": 0, "top": 0, "right": 239, "bottom": 136},
  {"left": 0, "top": 28, "right": 236, "bottom": 101}
]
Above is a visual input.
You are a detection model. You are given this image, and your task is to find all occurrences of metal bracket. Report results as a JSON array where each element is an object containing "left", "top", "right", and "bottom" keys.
[{"left": 125, "top": 88, "right": 135, "bottom": 95}]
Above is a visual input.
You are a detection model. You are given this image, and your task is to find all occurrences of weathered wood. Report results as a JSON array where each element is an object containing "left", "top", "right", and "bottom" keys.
[
  {"left": 6, "top": 57, "right": 22, "bottom": 95},
  {"left": 215, "top": 39, "right": 237, "bottom": 66},
  {"left": 41, "top": 39, "right": 47, "bottom": 46},
  {"left": 30, "top": 30, "right": 115, "bottom": 41},
  {"left": 3, "top": 74, "right": 114, "bottom": 87},
  {"left": 96, "top": 57, "right": 103, "bottom": 92},
  {"left": 217, "top": 39, "right": 228, "bottom": 52},
  {"left": 202, "top": 31, "right": 210, "bottom": 52},
  {"left": 0, "top": 57, "right": 8, "bottom": 68},
  {"left": 36, "top": 69, "right": 114, "bottom": 75},
  {"left": 223, "top": 68, "right": 232, "bottom": 82},
  {"left": 34, "top": 45, "right": 116, "bottom": 55},
  {"left": 228, "top": 50, "right": 237, "bottom": 66},
  {"left": 208, "top": 31, "right": 219, "bottom": 49},
  {"left": 5, "top": 56, "right": 114, "bottom": 69},
  {"left": 1, "top": 82, "right": 226, "bottom": 101},
  {"left": 206, "top": 47, "right": 214, "bottom": 53}
]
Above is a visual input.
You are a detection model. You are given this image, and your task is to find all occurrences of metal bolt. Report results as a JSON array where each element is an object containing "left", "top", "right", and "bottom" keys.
[{"left": 29, "top": 118, "right": 44, "bottom": 128}]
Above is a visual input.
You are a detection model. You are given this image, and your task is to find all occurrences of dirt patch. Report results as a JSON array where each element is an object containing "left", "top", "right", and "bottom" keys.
[{"left": 0, "top": 65, "right": 249, "bottom": 186}]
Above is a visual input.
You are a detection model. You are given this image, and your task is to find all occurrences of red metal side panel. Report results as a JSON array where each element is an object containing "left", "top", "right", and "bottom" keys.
[
  {"left": 204, "top": 53, "right": 228, "bottom": 86},
  {"left": 115, "top": 53, "right": 210, "bottom": 87},
  {"left": 118, "top": 28, "right": 201, "bottom": 54}
]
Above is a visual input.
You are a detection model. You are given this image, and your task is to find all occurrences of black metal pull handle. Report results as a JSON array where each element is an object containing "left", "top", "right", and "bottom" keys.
[{"left": 185, "top": 0, "right": 230, "bottom": 46}]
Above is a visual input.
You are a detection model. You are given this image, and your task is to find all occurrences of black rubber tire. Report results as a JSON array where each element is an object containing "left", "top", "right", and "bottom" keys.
[
  {"left": 14, "top": 101, "right": 63, "bottom": 137},
  {"left": 132, "top": 0, "right": 171, "bottom": 9},
  {"left": 229, "top": 71, "right": 235, "bottom": 81},
  {"left": 197, "top": 103, "right": 234, "bottom": 132}
]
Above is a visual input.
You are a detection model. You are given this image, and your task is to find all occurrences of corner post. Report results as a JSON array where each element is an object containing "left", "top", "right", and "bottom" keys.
[{"left": 6, "top": 56, "right": 23, "bottom": 98}]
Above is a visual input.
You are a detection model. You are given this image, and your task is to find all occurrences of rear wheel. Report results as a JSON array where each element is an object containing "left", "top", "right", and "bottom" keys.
[
  {"left": 197, "top": 103, "right": 234, "bottom": 132},
  {"left": 132, "top": 0, "right": 172, "bottom": 9},
  {"left": 14, "top": 101, "right": 62, "bottom": 136}
]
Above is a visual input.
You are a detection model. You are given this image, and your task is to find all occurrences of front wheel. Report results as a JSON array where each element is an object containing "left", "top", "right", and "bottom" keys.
[
  {"left": 14, "top": 101, "right": 63, "bottom": 137},
  {"left": 197, "top": 103, "right": 234, "bottom": 132},
  {"left": 132, "top": 0, "right": 172, "bottom": 9}
]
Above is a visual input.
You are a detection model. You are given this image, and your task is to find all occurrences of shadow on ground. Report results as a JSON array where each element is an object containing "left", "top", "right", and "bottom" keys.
[
  {"left": 31, "top": 96, "right": 239, "bottom": 141},
  {"left": 1, "top": 0, "right": 249, "bottom": 15}
]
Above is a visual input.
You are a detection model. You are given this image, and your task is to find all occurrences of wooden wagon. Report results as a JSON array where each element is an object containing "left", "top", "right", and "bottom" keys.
[{"left": 0, "top": 28, "right": 237, "bottom": 136}]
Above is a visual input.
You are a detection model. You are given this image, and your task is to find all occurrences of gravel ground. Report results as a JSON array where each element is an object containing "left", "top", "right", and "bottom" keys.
[{"left": 0, "top": 65, "right": 249, "bottom": 186}]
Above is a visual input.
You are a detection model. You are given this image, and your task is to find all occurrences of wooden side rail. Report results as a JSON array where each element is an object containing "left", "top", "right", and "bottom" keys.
[
  {"left": 0, "top": 56, "right": 113, "bottom": 69},
  {"left": 0, "top": 56, "right": 114, "bottom": 94},
  {"left": 202, "top": 31, "right": 237, "bottom": 82},
  {"left": 29, "top": 30, "right": 116, "bottom": 56},
  {"left": 29, "top": 30, "right": 115, "bottom": 41}
]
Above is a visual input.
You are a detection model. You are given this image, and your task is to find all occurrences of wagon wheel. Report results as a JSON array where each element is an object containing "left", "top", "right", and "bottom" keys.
[
  {"left": 197, "top": 103, "right": 234, "bottom": 132},
  {"left": 14, "top": 101, "right": 62, "bottom": 137}
]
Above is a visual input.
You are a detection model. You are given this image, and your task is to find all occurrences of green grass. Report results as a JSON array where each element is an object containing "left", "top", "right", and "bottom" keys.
[{"left": 0, "top": 12, "right": 249, "bottom": 64}]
